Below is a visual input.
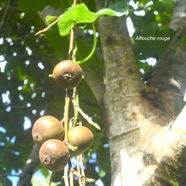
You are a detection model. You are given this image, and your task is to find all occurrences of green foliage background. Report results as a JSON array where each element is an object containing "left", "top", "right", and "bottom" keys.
[{"left": 0, "top": 0, "right": 175, "bottom": 185}]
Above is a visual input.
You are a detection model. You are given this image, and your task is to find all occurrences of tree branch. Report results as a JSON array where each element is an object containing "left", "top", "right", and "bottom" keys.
[
  {"left": 151, "top": 46, "right": 186, "bottom": 117},
  {"left": 17, "top": 144, "right": 40, "bottom": 186},
  {"left": 169, "top": 0, "right": 186, "bottom": 31},
  {"left": 150, "top": 25, "right": 186, "bottom": 87}
]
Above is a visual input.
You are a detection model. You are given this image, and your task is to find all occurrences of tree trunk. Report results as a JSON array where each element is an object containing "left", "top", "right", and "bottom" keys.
[{"left": 97, "top": 15, "right": 186, "bottom": 186}]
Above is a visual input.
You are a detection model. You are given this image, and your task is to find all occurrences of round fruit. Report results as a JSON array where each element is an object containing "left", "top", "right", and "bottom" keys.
[
  {"left": 51, "top": 60, "right": 82, "bottom": 89},
  {"left": 39, "top": 139, "right": 70, "bottom": 172},
  {"left": 68, "top": 126, "right": 94, "bottom": 156},
  {"left": 32, "top": 115, "right": 64, "bottom": 144}
]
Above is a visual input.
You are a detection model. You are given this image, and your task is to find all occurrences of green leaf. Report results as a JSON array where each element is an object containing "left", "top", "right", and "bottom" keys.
[
  {"left": 57, "top": 3, "right": 128, "bottom": 36},
  {"left": 45, "top": 16, "right": 58, "bottom": 24}
]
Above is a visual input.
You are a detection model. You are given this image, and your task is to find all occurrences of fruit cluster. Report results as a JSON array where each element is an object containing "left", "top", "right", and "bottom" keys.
[{"left": 31, "top": 60, "right": 94, "bottom": 172}]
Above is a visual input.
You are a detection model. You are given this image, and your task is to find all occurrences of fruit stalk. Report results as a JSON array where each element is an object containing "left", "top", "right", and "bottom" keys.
[
  {"left": 71, "top": 98, "right": 101, "bottom": 130},
  {"left": 64, "top": 90, "right": 71, "bottom": 141},
  {"left": 70, "top": 163, "right": 95, "bottom": 184},
  {"left": 68, "top": 28, "right": 74, "bottom": 60}
]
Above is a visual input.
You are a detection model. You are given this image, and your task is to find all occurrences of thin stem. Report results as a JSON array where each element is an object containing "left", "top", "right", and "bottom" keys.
[
  {"left": 73, "top": 0, "right": 77, "bottom": 6},
  {"left": 63, "top": 90, "right": 71, "bottom": 186},
  {"left": 68, "top": 29, "right": 75, "bottom": 59},
  {"left": 68, "top": 0, "right": 77, "bottom": 60},
  {"left": 71, "top": 99, "right": 101, "bottom": 130},
  {"left": 35, "top": 14, "right": 64, "bottom": 36},
  {"left": 78, "top": 155, "right": 85, "bottom": 186},
  {"left": 64, "top": 90, "right": 71, "bottom": 141},
  {"left": 79, "top": 155, "right": 85, "bottom": 178},
  {"left": 72, "top": 88, "right": 79, "bottom": 127},
  {"left": 70, "top": 166, "right": 95, "bottom": 184},
  {"left": 70, "top": 171, "right": 74, "bottom": 186},
  {"left": 64, "top": 164, "right": 69, "bottom": 186},
  {"left": 76, "top": 23, "right": 97, "bottom": 64},
  {"left": 75, "top": 158, "right": 83, "bottom": 186}
]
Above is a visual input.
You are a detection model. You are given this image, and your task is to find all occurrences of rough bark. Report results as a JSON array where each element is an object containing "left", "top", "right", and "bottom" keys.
[
  {"left": 97, "top": 14, "right": 186, "bottom": 186},
  {"left": 169, "top": 0, "right": 186, "bottom": 31}
]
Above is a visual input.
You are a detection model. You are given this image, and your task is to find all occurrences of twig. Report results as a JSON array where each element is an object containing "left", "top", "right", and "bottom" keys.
[
  {"left": 78, "top": 155, "right": 86, "bottom": 186},
  {"left": 64, "top": 89, "right": 71, "bottom": 141},
  {"left": 70, "top": 166, "right": 95, "bottom": 184},
  {"left": 35, "top": 14, "right": 64, "bottom": 36},
  {"left": 70, "top": 170, "right": 74, "bottom": 186},
  {"left": 71, "top": 99, "right": 101, "bottom": 130},
  {"left": 73, "top": 0, "right": 77, "bottom": 6},
  {"left": 68, "top": 29, "right": 75, "bottom": 59},
  {"left": 72, "top": 88, "right": 79, "bottom": 127},
  {"left": 63, "top": 90, "right": 71, "bottom": 186},
  {"left": 79, "top": 155, "right": 85, "bottom": 178},
  {"left": 68, "top": 0, "right": 77, "bottom": 59},
  {"left": 65, "top": 140, "right": 78, "bottom": 152},
  {"left": 76, "top": 156, "right": 83, "bottom": 186},
  {"left": 64, "top": 164, "right": 69, "bottom": 186},
  {"left": 150, "top": 25, "right": 186, "bottom": 87}
]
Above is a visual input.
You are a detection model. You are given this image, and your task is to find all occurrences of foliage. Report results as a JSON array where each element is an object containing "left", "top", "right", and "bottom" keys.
[
  {"left": 0, "top": 0, "right": 175, "bottom": 185},
  {"left": 56, "top": 3, "right": 127, "bottom": 36},
  {"left": 129, "top": 0, "right": 175, "bottom": 76}
]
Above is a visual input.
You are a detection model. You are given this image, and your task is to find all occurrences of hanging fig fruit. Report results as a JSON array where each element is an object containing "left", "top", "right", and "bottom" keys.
[
  {"left": 39, "top": 139, "right": 70, "bottom": 172},
  {"left": 32, "top": 115, "right": 64, "bottom": 144},
  {"left": 50, "top": 60, "right": 82, "bottom": 89},
  {"left": 68, "top": 126, "right": 94, "bottom": 156}
]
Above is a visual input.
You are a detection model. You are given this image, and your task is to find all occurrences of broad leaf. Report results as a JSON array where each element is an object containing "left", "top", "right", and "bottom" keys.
[{"left": 57, "top": 3, "right": 128, "bottom": 36}]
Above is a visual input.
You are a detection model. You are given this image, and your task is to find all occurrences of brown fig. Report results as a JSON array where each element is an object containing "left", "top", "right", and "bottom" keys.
[
  {"left": 68, "top": 126, "right": 94, "bottom": 156},
  {"left": 39, "top": 139, "right": 70, "bottom": 172},
  {"left": 51, "top": 60, "right": 82, "bottom": 89},
  {"left": 32, "top": 115, "right": 64, "bottom": 144}
]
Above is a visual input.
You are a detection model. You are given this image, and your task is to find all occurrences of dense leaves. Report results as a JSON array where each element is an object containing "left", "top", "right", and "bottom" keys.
[
  {"left": 0, "top": 0, "right": 175, "bottom": 185},
  {"left": 129, "top": 0, "right": 175, "bottom": 75}
]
